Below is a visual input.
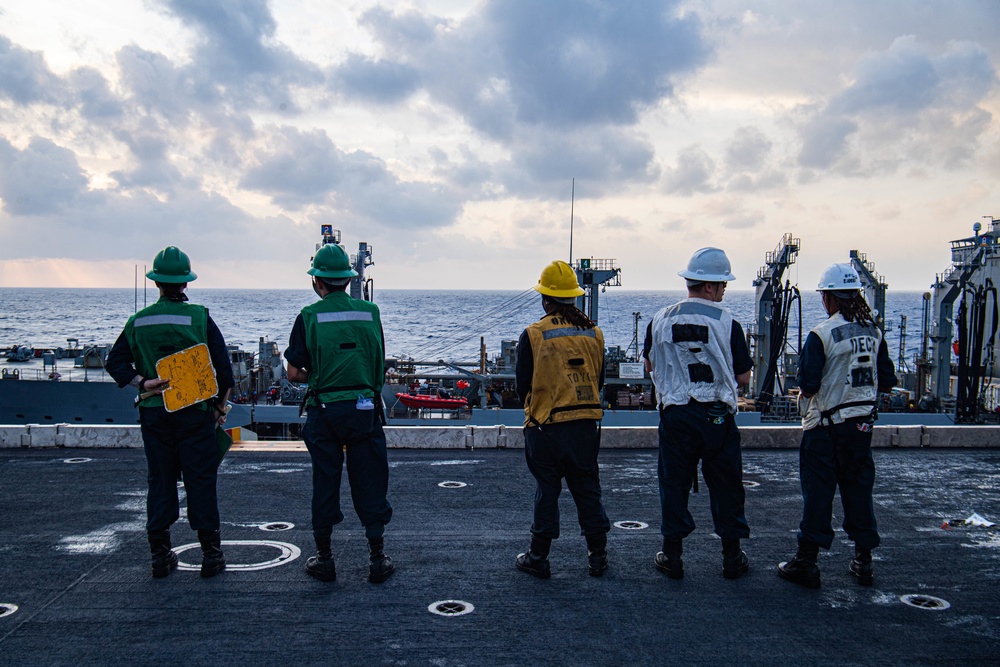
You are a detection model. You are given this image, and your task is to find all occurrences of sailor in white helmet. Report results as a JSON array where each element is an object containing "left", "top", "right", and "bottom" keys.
[
  {"left": 777, "top": 263, "right": 897, "bottom": 589},
  {"left": 642, "top": 248, "right": 753, "bottom": 580}
]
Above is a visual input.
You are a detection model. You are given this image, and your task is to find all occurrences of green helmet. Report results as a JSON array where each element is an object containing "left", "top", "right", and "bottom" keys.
[
  {"left": 146, "top": 246, "right": 197, "bottom": 283},
  {"left": 308, "top": 244, "right": 358, "bottom": 279}
]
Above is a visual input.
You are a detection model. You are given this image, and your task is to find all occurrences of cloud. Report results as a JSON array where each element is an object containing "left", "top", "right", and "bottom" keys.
[
  {"left": 358, "top": 0, "right": 711, "bottom": 137},
  {"left": 117, "top": 45, "right": 202, "bottom": 121},
  {"left": 329, "top": 54, "right": 420, "bottom": 104},
  {"left": 152, "top": 0, "right": 323, "bottom": 110},
  {"left": 239, "top": 126, "right": 344, "bottom": 207},
  {"left": 721, "top": 125, "right": 787, "bottom": 191},
  {"left": 0, "top": 35, "right": 61, "bottom": 104},
  {"left": 0, "top": 137, "right": 91, "bottom": 215},
  {"left": 239, "top": 125, "right": 463, "bottom": 227},
  {"left": 798, "top": 36, "right": 998, "bottom": 172},
  {"left": 0, "top": 170, "right": 292, "bottom": 264},
  {"left": 110, "top": 125, "right": 196, "bottom": 191},
  {"left": 725, "top": 126, "right": 772, "bottom": 172},
  {"left": 602, "top": 215, "right": 637, "bottom": 230},
  {"left": 498, "top": 126, "right": 660, "bottom": 197},
  {"left": 663, "top": 145, "right": 716, "bottom": 195},
  {"left": 67, "top": 67, "right": 123, "bottom": 120}
]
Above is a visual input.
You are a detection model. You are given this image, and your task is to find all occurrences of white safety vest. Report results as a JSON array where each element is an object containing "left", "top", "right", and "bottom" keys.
[
  {"left": 800, "top": 313, "right": 882, "bottom": 430},
  {"left": 648, "top": 298, "right": 739, "bottom": 413}
]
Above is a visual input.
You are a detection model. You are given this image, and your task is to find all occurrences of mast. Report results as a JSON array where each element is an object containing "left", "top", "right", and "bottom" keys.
[{"left": 568, "top": 178, "right": 575, "bottom": 264}]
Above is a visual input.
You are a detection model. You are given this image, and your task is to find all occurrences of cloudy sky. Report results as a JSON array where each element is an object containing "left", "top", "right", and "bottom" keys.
[{"left": 1, "top": 0, "right": 998, "bottom": 291}]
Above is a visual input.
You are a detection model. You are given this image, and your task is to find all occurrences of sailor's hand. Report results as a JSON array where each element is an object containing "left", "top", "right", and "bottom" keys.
[
  {"left": 142, "top": 378, "right": 170, "bottom": 395},
  {"left": 213, "top": 401, "right": 231, "bottom": 425}
]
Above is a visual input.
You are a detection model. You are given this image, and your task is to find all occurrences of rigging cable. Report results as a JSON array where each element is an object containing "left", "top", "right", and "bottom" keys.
[{"left": 404, "top": 288, "right": 539, "bottom": 361}]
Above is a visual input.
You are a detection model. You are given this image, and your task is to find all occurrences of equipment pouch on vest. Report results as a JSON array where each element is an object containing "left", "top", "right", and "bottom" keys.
[
  {"left": 820, "top": 400, "right": 877, "bottom": 427},
  {"left": 300, "top": 383, "right": 376, "bottom": 417},
  {"left": 706, "top": 400, "right": 728, "bottom": 425}
]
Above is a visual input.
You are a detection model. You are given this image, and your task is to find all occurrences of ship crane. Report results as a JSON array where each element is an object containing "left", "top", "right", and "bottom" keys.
[
  {"left": 849, "top": 250, "right": 888, "bottom": 332},
  {"left": 573, "top": 258, "right": 621, "bottom": 324},
  {"left": 929, "top": 218, "right": 1000, "bottom": 421},
  {"left": 750, "top": 234, "right": 801, "bottom": 415}
]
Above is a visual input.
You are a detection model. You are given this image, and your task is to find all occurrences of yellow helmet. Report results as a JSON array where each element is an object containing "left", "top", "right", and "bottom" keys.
[{"left": 534, "top": 260, "right": 585, "bottom": 298}]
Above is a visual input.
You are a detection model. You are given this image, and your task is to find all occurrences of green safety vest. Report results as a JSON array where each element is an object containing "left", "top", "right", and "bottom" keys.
[
  {"left": 301, "top": 292, "right": 384, "bottom": 405},
  {"left": 124, "top": 299, "right": 209, "bottom": 409}
]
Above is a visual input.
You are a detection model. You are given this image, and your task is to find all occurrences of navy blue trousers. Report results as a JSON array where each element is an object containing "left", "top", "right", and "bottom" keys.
[
  {"left": 798, "top": 419, "right": 880, "bottom": 550},
  {"left": 303, "top": 400, "right": 393, "bottom": 540},
  {"left": 139, "top": 405, "right": 219, "bottom": 533},
  {"left": 523, "top": 419, "right": 611, "bottom": 540},
  {"left": 658, "top": 402, "right": 749, "bottom": 541}
]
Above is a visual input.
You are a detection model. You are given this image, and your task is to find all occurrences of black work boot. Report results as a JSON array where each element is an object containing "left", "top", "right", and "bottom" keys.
[
  {"left": 197, "top": 529, "right": 226, "bottom": 578},
  {"left": 777, "top": 541, "right": 821, "bottom": 589},
  {"left": 654, "top": 538, "right": 684, "bottom": 580},
  {"left": 305, "top": 537, "right": 336, "bottom": 582},
  {"left": 148, "top": 529, "right": 178, "bottom": 579},
  {"left": 368, "top": 537, "right": 395, "bottom": 584},
  {"left": 722, "top": 538, "right": 750, "bottom": 580},
  {"left": 586, "top": 533, "right": 608, "bottom": 577},
  {"left": 516, "top": 536, "right": 551, "bottom": 579},
  {"left": 849, "top": 546, "right": 874, "bottom": 586}
]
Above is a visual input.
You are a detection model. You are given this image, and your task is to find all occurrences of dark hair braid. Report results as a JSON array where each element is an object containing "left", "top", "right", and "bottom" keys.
[
  {"left": 831, "top": 292, "right": 874, "bottom": 325},
  {"left": 155, "top": 282, "right": 189, "bottom": 302},
  {"left": 543, "top": 297, "right": 596, "bottom": 329}
]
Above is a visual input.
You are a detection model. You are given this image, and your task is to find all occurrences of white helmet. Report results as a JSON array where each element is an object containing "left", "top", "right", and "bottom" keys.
[
  {"left": 817, "top": 263, "right": 861, "bottom": 293},
  {"left": 678, "top": 247, "right": 736, "bottom": 282}
]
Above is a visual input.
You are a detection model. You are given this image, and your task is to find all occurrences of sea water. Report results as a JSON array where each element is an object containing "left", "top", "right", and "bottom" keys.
[{"left": 0, "top": 287, "right": 928, "bottom": 370}]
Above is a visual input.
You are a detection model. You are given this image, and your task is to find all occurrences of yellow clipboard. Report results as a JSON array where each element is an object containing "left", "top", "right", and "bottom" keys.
[{"left": 155, "top": 343, "right": 219, "bottom": 412}]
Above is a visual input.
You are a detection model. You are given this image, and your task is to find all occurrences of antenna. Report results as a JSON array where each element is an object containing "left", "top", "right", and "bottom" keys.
[{"left": 569, "top": 178, "right": 575, "bottom": 264}]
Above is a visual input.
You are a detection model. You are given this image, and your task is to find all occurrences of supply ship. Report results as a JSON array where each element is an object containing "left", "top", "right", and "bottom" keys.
[{"left": 3, "top": 219, "right": 1000, "bottom": 434}]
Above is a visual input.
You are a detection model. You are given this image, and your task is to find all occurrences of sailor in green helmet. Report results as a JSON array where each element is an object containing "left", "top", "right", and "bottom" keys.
[
  {"left": 107, "top": 246, "right": 235, "bottom": 579},
  {"left": 284, "top": 243, "right": 394, "bottom": 583}
]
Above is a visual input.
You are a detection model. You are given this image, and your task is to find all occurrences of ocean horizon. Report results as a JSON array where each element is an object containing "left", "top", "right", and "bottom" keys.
[{"left": 1, "top": 287, "right": 929, "bottom": 369}]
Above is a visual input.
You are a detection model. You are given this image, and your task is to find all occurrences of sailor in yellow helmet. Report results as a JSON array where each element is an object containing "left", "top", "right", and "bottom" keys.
[
  {"left": 514, "top": 260, "right": 611, "bottom": 578},
  {"left": 106, "top": 246, "right": 234, "bottom": 579}
]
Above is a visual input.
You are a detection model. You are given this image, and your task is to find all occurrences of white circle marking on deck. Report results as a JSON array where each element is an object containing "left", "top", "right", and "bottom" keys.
[
  {"left": 614, "top": 520, "right": 649, "bottom": 530},
  {"left": 900, "top": 594, "right": 951, "bottom": 611},
  {"left": 63, "top": 458, "right": 92, "bottom": 464},
  {"left": 173, "top": 540, "right": 301, "bottom": 571},
  {"left": 428, "top": 600, "right": 475, "bottom": 617},
  {"left": 259, "top": 522, "right": 295, "bottom": 531},
  {"left": 0, "top": 603, "right": 18, "bottom": 618},
  {"left": 438, "top": 481, "right": 467, "bottom": 488}
]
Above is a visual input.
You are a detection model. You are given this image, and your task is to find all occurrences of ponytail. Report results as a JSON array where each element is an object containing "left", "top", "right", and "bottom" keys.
[
  {"left": 831, "top": 292, "right": 874, "bottom": 325},
  {"left": 543, "top": 297, "right": 596, "bottom": 329}
]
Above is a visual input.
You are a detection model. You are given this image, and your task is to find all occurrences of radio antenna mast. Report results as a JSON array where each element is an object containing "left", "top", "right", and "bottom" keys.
[{"left": 569, "top": 178, "right": 575, "bottom": 264}]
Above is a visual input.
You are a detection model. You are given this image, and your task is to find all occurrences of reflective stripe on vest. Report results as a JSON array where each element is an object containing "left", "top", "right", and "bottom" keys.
[
  {"left": 317, "top": 311, "right": 374, "bottom": 323},
  {"left": 134, "top": 315, "right": 193, "bottom": 327}
]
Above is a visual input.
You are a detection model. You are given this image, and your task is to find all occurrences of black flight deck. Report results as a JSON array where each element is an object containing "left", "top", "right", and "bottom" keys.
[{"left": 1, "top": 448, "right": 998, "bottom": 665}]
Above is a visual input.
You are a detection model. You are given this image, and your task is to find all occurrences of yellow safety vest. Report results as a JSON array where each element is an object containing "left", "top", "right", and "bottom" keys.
[{"left": 523, "top": 315, "right": 604, "bottom": 426}]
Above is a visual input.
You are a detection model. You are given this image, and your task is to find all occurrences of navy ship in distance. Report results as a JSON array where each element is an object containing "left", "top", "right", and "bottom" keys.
[{"left": 4, "top": 220, "right": 1000, "bottom": 434}]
